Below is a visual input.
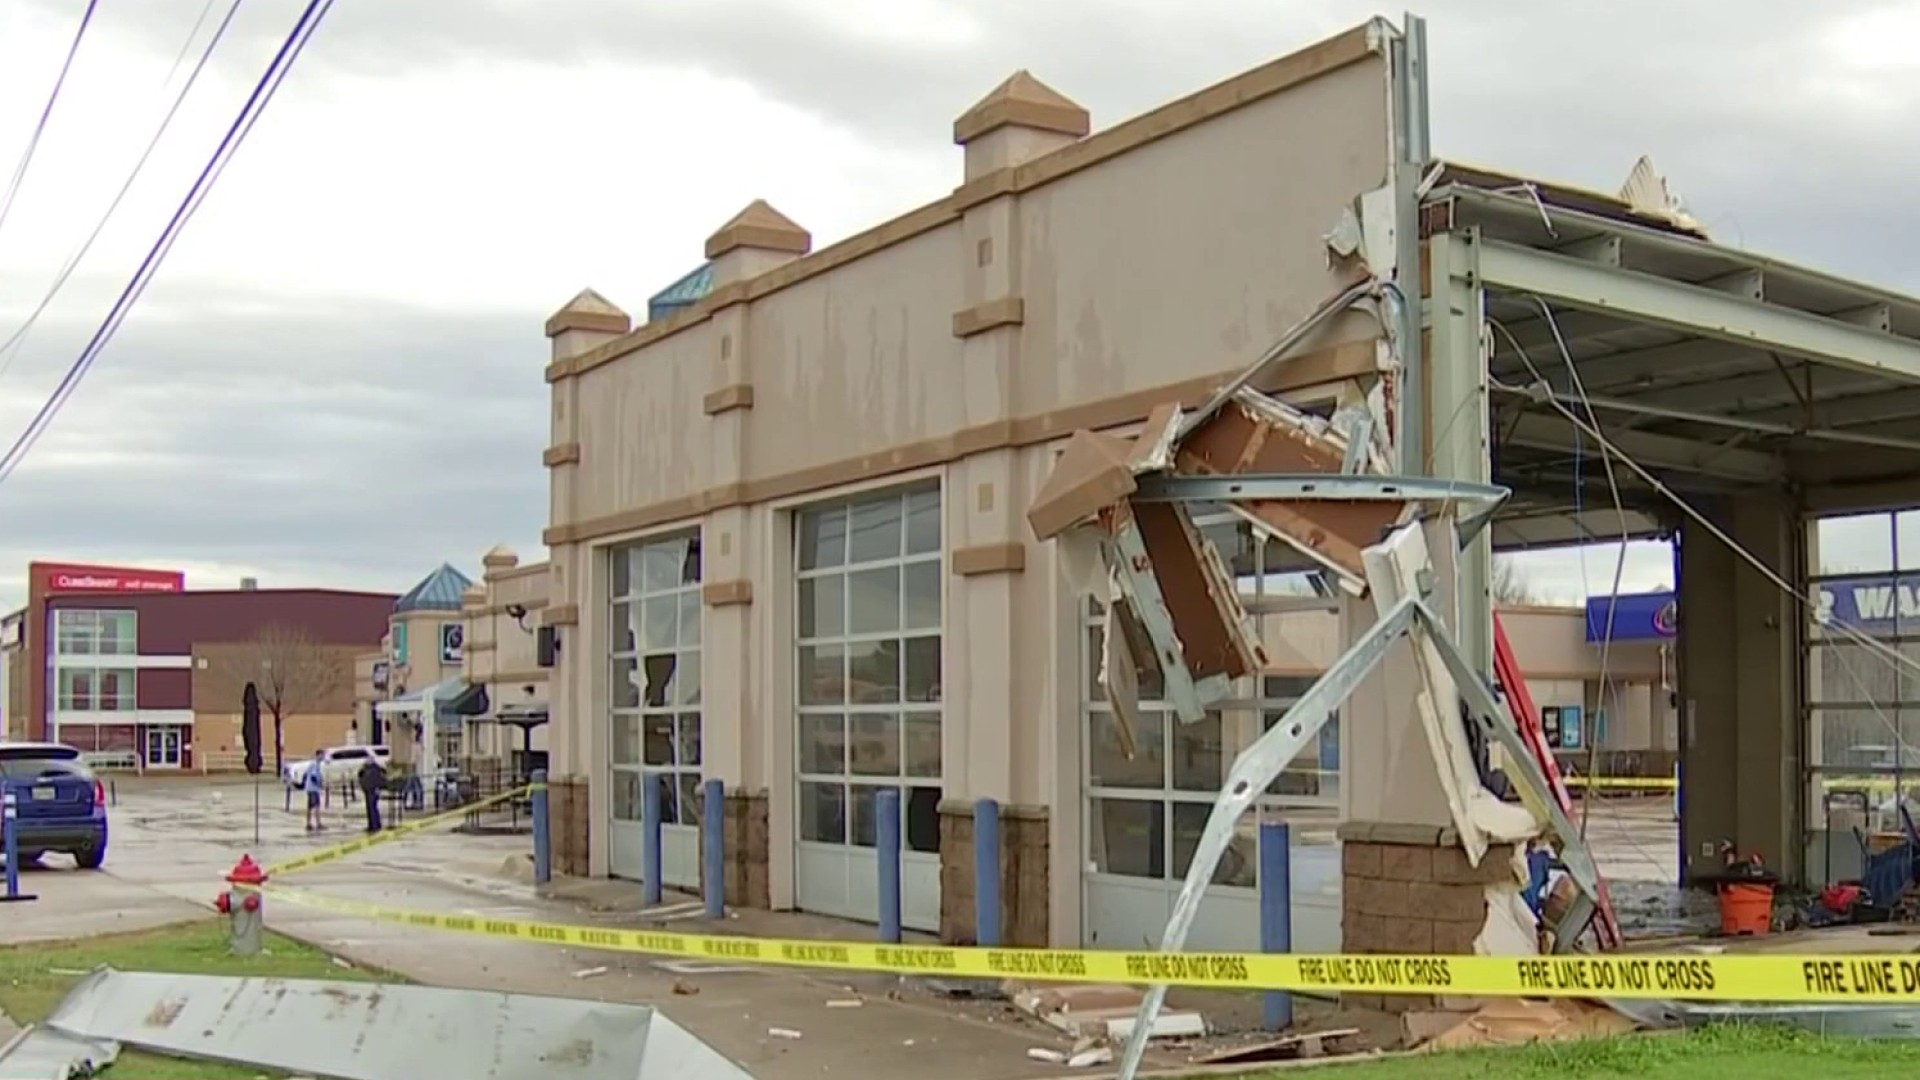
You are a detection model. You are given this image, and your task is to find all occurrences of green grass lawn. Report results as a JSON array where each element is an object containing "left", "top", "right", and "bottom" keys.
[
  {"left": 1266, "top": 1024, "right": 1920, "bottom": 1080},
  {"left": 0, "top": 918, "right": 392, "bottom": 1079}
]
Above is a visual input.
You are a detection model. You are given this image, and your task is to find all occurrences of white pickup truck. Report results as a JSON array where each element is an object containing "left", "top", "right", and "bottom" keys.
[{"left": 282, "top": 745, "right": 391, "bottom": 789}]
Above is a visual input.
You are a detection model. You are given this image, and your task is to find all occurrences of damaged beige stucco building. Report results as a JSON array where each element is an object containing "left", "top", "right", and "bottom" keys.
[{"left": 526, "top": 12, "right": 1920, "bottom": 970}]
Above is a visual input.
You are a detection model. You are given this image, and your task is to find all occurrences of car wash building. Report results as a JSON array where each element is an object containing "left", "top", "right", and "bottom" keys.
[{"left": 531, "top": 17, "right": 1920, "bottom": 951}]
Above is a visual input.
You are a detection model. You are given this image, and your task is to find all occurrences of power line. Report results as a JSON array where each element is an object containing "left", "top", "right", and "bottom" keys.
[
  {"left": 0, "top": 0, "right": 336, "bottom": 487},
  {"left": 0, "top": 0, "right": 247, "bottom": 382},
  {"left": 0, "top": 0, "right": 102, "bottom": 245}
]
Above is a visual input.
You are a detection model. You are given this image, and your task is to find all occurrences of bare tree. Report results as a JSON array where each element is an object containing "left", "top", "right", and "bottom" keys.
[
  {"left": 1491, "top": 557, "right": 1540, "bottom": 606},
  {"left": 218, "top": 624, "right": 347, "bottom": 774}
]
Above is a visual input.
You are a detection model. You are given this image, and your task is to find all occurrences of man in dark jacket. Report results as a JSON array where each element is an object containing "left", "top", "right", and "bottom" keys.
[{"left": 357, "top": 757, "right": 388, "bottom": 834}]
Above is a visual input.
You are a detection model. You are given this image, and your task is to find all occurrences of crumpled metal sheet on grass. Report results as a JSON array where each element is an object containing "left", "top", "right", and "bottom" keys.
[
  {"left": 1606, "top": 996, "right": 1920, "bottom": 1040},
  {"left": 0, "top": 1024, "right": 118, "bottom": 1080},
  {"left": 38, "top": 968, "right": 754, "bottom": 1080}
]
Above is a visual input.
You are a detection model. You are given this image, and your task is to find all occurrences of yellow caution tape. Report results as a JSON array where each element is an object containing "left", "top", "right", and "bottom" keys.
[
  {"left": 258, "top": 885, "right": 1920, "bottom": 1003},
  {"left": 1562, "top": 776, "right": 1906, "bottom": 795},
  {"left": 265, "top": 785, "right": 533, "bottom": 876},
  {"left": 1564, "top": 776, "right": 1679, "bottom": 790}
]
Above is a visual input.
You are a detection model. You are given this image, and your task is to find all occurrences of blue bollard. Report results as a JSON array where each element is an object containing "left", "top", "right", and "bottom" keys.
[
  {"left": 974, "top": 798, "right": 1001, "bottom": 947},
  {"left": 2, "top": 791, "right": 37, "bottom": 903},
  {"left": 642, "top": 772, "right": 663, "bottom": 906},
  {"left": 876, "top": 788, "right": 902, "bottom": 944},
  {"left": 703, "top": 779, "right": 725, "bottom": 919},
  {"left": 1259, "top": 819, "right": 1293, "bottom": 1030},
  {"left": 531, "top": 769, "right": 551, "bottom": 885}
]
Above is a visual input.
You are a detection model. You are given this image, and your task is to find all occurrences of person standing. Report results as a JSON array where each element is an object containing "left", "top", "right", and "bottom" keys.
[
  {"left": 302, "top": 751, "right": 326, "bottom": 832},
  {"left": 358, "top": 756, "right": 387, "bottom": 834}
]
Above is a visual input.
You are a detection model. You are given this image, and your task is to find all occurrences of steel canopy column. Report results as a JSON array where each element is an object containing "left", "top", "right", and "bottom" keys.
[{"left": 1425, "top": 229, "right": 1492, "bottom": 674}]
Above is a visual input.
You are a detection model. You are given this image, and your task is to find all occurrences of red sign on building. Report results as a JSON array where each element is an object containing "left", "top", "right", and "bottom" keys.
[{"left": 31, "top": 562, "right": 185, "bottom": 595}]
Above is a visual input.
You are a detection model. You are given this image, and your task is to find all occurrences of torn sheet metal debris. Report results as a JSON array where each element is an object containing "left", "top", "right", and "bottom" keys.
[
  {"left": 38, "top": 969, "right": 753, "bottom": 1080},
  {"left": 0, "top": 1024, "right": 118, "bottom": 1080}
]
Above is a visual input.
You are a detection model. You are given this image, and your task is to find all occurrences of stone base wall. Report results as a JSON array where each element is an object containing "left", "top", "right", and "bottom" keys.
[
  {"left": 937, "top": 801, "right": 1050, "bottom": 947},
  {"left": 701, "top": 790, "right": 770, "bottom": 909},
  {"left": 549, "top": 775, "right": 592, "bottom": 878},
  {"left": 1338, "top": 821, "right": 1516, "bottom": 1014}
]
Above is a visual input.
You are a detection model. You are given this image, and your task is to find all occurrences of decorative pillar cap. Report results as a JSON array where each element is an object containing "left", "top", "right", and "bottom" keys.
[
  {"left": 544, "top": 289, "right": 630, "bottom": 338},
  {"left": 704, "top": 200, "right": 812, "bottom": 260},
  {"left": 954, "top": 70, "right": 1089, "bottom": 145}
]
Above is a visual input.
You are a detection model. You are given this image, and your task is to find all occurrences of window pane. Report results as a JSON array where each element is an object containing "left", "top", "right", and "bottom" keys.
[
  {"left": 905, "top": 488, "right": 940, "bottom": 555},
  {"left": 678, "top": 772, "right": 703, "bottom": 826},
  {"left": 848, "top": 497, "right": 903, "bottom": 564},
  {"left": 800, "top": 781, "right": 846, "bottom": 842},
  {"left": 673, "top": 652, "right": 702, "bottom": 706},
  {"left": 1085, "top": 626, "right": 1105, "bottom": 699},
  {"left": 847, "top": 566, "right": 901, "bottom": 635},
  {"left": 657, "top": 772, "right": 680, "bottom": 825},
  {"left": 1265, "top": 708, "right": 1336, "bottom": 797},
  {"left": 678, "top": 591, "right": 702, "bottom": 646},
  {"left": 906, "top": 786, "right": 941, "bottom": 853},
  {"left": 642, "top": 540, "right": 686, "bottom": 592},
  {"left": 611, "top": 603, "right": 638, "bottom": 653},
  {"left": 643, "top": 598, "right": 678, "bottom": 651},
  {"left": 1089, "top": 709, "right": 1164, "bottom": 789},
  {"left": 677, "top": 713, "right": 702, "bottom": 767},
  {"left": 849, "top": 784, "right": 885, "bottom": 847},
  {"left": 1818, "top": 514, "right": 1895, "bottom": 576},
  {"left": 799, "top": 645, "right": 847, "bottom": 705},
  {"left": 847, "top": 640, "right": 901, "bottom": 704},
  {"left": 799, "top": 507, "right": 847, "bottom": 570},
  {"left": 1089, "top": 798, "right": 1163, "bottom": 879},
  {"left": 1171, "top": 803, "right": 1255, "bottom": 887},
  {"left": 799, "top": 713, "right": 846, "bottom": 774},
  {"left": 643, "top": 715, "right": 674, "bottom": 766},
  {"left": 903, "top": 562, "right": 940, "bottom": 630},
  {"left": 612, "top": 716, "right": 642, "bottom": 766},
  {"left": 612, "top": 770, "right": 643, "bottom": 821},
  {"left": 798, "top": 576, "right": 845, "bottom": 640},
  {"left": 1171, "top": 712, "right": 1225, "bottom": 792},
  {"left": 639, "top": 654, "right": 676, "bottom": 708},
  {"left": 903, "top": 711, "right": 941, "bottom": 778},
  {"left": 613, "top": 547, "right": 640, "bottom": 598},
  {"left": 850, "top": 713, "right": 900, "bottom": 777},
  {"left": 904, "top": 637, "right": 941, "bottom": 704},
  {"left": 681, "top": 536, "right": 703, "bottom": 585}
]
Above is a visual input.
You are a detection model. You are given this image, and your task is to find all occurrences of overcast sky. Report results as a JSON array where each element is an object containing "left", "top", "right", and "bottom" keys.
[{"left": 0, "top": 1, "right": 1915, "bottom": 612}]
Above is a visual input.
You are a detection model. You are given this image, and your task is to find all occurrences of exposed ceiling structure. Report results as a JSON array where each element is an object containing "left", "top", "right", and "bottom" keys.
[{"left": 1427, "top": 167, "right": 1920, "bottom": 549}]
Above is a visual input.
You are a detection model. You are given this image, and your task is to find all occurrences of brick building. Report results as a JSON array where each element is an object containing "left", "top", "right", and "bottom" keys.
[{"left": 1, "top": 561, "right": 394, "bottom": 771}]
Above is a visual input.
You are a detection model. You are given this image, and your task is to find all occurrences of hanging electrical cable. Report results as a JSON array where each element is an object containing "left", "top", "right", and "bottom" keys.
[
  {"left": 0, "top": 0, "right": 103, "bottom": 246},
  {"left": 0, "top": 0, "right": 335, "bottom": 488},
  {"left": 0, "top": 0, "right": 248, "bottom": 383}
]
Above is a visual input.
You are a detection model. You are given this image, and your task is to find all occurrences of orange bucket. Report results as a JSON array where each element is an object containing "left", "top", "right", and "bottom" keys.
[{"left": 1717, "top": 881, "right": 1775, "bottom": 936}]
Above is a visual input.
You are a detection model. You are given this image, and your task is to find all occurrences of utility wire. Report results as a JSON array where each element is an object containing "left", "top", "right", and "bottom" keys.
[
  {"left": 0, "top": 0, "right": 335, "bottom": 488},
  {"left": 0, "top": 0, "right": 102, "bottom": 246},
  {"left": 0, "top": 0, "right": 248, "bottom": 382}
]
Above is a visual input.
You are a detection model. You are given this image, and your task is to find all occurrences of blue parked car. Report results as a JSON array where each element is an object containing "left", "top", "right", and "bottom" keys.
[{"left": 0, "top": 743, "right": 108, "bottom": 869}]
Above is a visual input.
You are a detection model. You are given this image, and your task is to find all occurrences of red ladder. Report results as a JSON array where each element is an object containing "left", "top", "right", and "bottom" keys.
[{"left": 1493, "top": 612, "right": 1623, "bottom": 950}]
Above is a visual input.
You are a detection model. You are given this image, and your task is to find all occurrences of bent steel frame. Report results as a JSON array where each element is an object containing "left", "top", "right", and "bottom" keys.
[{"left": 1113, "top": 514, "right": 1610, "bottom": 1078}]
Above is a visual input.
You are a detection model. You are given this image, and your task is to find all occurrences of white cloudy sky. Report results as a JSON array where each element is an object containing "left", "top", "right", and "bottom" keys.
[{"left": 0, "top": 1, "right": 1915, "bottom": 612}]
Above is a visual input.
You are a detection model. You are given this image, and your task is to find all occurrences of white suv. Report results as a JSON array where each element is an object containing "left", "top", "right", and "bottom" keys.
[{"left": 283, "top": 745, "right": 391, "bottom": 788}]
